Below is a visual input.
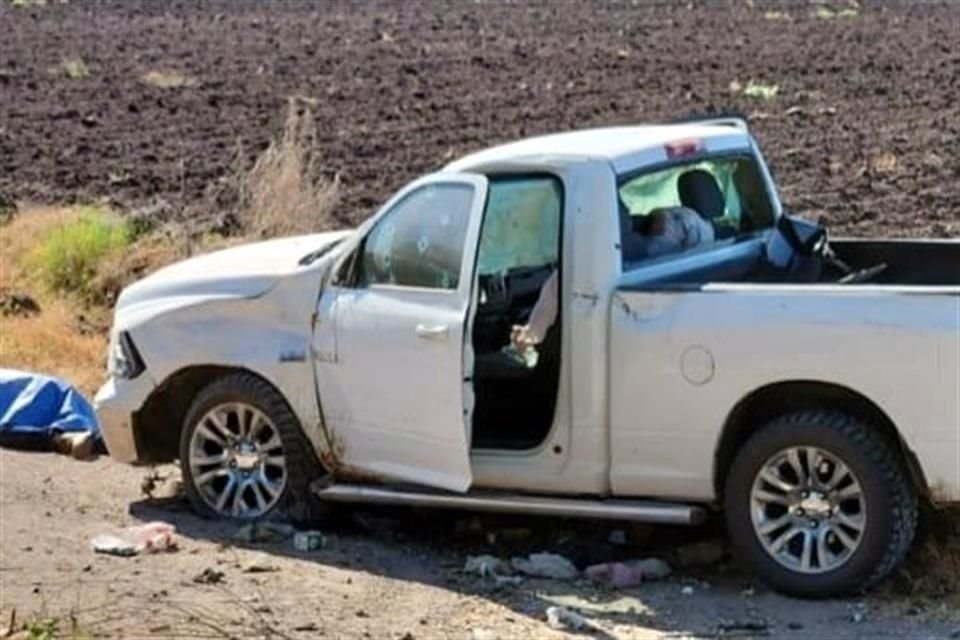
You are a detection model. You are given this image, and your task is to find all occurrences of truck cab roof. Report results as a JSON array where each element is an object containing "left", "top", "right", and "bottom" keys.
[{"left": 445, "top": 121, "right": 753, "bottom": 174}]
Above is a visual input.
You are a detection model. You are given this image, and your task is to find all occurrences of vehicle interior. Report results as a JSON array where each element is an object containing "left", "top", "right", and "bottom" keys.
[
  {"left": 469, "top": 175, "right": 563, "bottom": 451},
  {"left": 617, "top": 154, "right": 959, "bottom": 288}
]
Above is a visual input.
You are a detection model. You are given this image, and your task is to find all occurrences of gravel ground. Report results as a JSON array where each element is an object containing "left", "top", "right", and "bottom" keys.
[{"left": 1, "top": 449, "right": 956, "bottom": 639}]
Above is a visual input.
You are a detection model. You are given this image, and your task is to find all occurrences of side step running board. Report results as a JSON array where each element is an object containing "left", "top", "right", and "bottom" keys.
[{"left": 313, "top": 483, "right": 706, "bottom": 526}]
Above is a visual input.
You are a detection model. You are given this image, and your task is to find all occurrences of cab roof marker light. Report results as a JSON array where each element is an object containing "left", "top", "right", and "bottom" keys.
[{"left": 664, "top": 138, "right": 705, "bottom": 159}]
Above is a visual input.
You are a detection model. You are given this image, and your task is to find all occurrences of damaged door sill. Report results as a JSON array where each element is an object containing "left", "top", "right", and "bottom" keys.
[{"left": 311, "top": 482, "right": 706, "bottom": 526}]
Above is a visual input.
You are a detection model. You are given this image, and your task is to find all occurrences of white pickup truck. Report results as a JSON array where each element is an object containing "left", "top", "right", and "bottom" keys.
[{"left": 96, "top": 118, "right": 959, "bottom": 597}]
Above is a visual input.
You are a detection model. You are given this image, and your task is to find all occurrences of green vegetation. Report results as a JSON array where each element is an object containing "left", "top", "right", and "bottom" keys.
[
  {"left": 61, "top": 57, "right": 90, "bottom": 79},
  {"left": 26, "top": 618, "right": 58, "bottom": 640},
  {"left": 28, "top": 206, "right": 134, "bottom": 301},
  {"left": 742, "top": 80, "right": 779, "bottom": 101},
  {"left": 815, "top": 6, "right": 860, "bottom": 19},
  {"left": 141, "top": 69, "right": 197, "bottom": 89},
  {"left": 763, "top": 10, "right": 791, "bottom": 21}
]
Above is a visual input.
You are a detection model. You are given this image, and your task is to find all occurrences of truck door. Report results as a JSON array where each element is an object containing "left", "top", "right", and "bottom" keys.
[{"left": 311, "top": 174, "right": 488, "bottom": 492}]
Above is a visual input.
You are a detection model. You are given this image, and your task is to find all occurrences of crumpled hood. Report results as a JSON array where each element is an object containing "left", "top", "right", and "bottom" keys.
[{"left": 117, "top": 230, "right": 351, "bottom": 312}]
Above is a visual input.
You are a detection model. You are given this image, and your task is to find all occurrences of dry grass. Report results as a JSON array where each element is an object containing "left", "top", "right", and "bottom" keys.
[
  {"left": 141, "top": 69, "right": 197, "bottom": 89},
  {"left": 59, "top": 57, "right": 90, "bottom": 79},
  {"left": 236, "top": 98, "right": 339, "bottom": 237},
  {"left": 886, "top": 505, "right": 960, "bottom": 619},
  {"left": 0, "top": 207, "right": 109, "bottom": 395}
]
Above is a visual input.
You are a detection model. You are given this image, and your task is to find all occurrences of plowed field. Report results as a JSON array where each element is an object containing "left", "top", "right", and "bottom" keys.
[{"left": 1, "top": 0, "right": 957, "bottom": 236}]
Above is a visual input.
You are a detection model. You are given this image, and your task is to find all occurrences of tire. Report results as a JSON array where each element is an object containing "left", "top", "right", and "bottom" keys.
[
  {"left": 179, "top": 372, "right": 327, "bottom": 522},
  {"left": 724, "top": 410, "right": 917, "bottom": 598}
]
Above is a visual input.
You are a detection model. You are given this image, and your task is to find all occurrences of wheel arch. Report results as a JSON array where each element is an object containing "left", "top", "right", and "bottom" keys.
[
  {"left": 713, "top": 380, "right": 929, "bottom": 501},
  {"left": 133, "top": 365, "right": 296, "bottom": 464}
]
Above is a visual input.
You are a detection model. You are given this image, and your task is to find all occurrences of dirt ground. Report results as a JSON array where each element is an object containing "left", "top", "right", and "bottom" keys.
[
  {"left": 1, "top": 0, "right": 958, "bottom": 237},
  {"left": 1, "top": 448, "right": 957, "bottom": 640}
]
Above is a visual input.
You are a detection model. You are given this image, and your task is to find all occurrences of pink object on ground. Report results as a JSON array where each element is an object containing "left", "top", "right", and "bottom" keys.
[
  {"left": 92, "top": 521, "right": 177, "bottom": 556},
  {"left": 585, "top": 558, "right": 672, "bottom": 588}
]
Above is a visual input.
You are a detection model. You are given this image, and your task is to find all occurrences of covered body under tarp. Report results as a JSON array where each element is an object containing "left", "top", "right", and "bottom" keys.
[{"left": 0, "top": 368, "right": 100, "bottom": 449}]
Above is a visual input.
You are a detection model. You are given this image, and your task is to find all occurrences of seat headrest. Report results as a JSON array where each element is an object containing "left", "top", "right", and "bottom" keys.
[{"left": 677, "top": 169, "right": 726, "bottom": 220}]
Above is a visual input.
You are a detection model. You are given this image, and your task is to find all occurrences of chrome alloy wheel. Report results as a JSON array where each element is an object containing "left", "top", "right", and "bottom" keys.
[
  {"left": 750, "top": 446, "right": 866, "bottom": 574},
  {"left": 187, "top": 402, "right": 287, "bottom": 518}
]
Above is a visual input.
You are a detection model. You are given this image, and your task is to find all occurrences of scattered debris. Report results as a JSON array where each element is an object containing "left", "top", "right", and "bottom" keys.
[
  {"left": 140, "top": 468, "right": 176, "bottom": 499},
  {"left": 233, "top": 521, "right": 297, "bottom": 544},
  {"left": 848, "top": 603, "right": 867, "bottom": 624},
  {"left": 584, "top": 558, "right": 672, "bottom": 588},
  {"left": 0, "top": 289, "right": 40, "bottom": 318},
  {"left": 294, "top": 623, "right": 319, "bottom": 632},
  {"left": 676, "top": 540, "right": 726, "bottom": 567},
  {"left": 607, "top": 529, "right": 627, "bottom": 546},
  {"left": 464, "top": 555, "right": 508, "bottom": 578},
  {"left": 242, "top": 555, "right": 280, "bottom": 573},
  {"left": 681, "top": 585, "right": 695, "bottom": 596},
  {"left": 192, "top": 568, "right": 225, "bottom": 585},
  {"left": 92, "top": 521, "right": 176, "bottom": 557},
  {"left": 511, "top": 552, "right": 578, "bottom": 580},
  {"left": 470, "top": 627, "right": 498, "bottom": 640},
  {"left": 545, "top": 606, "right": 591, "bottom": 631},
  {"left": 718, "top": 620, "right": 769, "bottom": 635},
  {"left": 293, "top": 530, "right": 326, "bottom": 551}
]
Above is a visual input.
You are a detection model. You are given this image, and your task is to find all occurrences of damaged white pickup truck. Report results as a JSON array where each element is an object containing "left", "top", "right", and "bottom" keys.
[{"left": 96, "top": 118, "right": 959, "bottom": 597}]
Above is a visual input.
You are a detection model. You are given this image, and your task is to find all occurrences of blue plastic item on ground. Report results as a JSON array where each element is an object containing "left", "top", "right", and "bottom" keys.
[{"left": 0, "top": 368, "right": 100, "bottom": 448}]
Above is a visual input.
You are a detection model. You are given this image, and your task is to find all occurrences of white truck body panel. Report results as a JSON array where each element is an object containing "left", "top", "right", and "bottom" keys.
[{"left": 609, "top": 284, "right": 960, "bottom": 501}]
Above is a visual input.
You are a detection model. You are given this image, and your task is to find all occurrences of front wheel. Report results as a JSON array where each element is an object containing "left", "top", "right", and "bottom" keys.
[
  {"left": 179, "top": 373, "right": 326, "bottom": 522},
  {"left": 724, "top": 410, "right": 917, "bottom": 598}
]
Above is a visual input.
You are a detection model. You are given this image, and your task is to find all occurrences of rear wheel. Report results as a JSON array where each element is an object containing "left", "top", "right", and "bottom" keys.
[
  {"left": 179, "top": 373, "right": 327, "bottom": 522},
  {"left": 724, "top": 410, "right": 917, "bottom": 598}
]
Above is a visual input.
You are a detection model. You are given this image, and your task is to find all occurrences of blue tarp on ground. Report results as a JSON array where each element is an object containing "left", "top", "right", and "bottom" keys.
[{"left": 0, "top": 368, "right": 99, "bottom": 448}]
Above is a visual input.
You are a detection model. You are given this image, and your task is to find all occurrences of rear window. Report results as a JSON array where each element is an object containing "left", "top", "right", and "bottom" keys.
[{"left": 617, "top": 155, "right": 775, "bottom": 265}]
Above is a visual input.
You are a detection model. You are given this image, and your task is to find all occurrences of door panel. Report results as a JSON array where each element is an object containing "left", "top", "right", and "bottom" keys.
[{"left": 312, "top": 174, "right": 488, "bottom": 492}]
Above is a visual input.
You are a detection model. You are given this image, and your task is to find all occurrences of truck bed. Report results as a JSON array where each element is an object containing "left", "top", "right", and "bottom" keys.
[{"left": 831, "top": 238, "right": 960, "bottom": 286}]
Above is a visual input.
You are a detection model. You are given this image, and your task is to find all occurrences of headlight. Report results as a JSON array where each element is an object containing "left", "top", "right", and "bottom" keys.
[{"left": 109, "top": 331, "right": 145, "bottom": 379}]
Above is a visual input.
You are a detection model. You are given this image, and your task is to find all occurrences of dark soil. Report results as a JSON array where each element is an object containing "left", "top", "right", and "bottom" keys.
[{"left": 1, "top": 0, "right": 957, "bottom": 237}]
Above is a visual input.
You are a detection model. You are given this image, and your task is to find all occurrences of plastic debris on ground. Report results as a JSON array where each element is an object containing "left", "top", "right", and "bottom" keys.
[
  {"left": 293, "top": 530, "right": 326, "bottom": 551},
  {"left": 233, "top": 521, "right": 297, "bottom": 544},
  {"left": 464, "top": 554, "right": 508, "bottom": 578},
  {"left": 242, "top": 554, "right": 280, "bottom": 573},
  {"left": 584, "top": 557, "right": 672, "bottom": 588},
  {"left": 511, "top": 552, "right": 578, "bottom": 580},
  {"left": 545, "top": 606, "right": 592, "bottom": 631},
  {"left": 91, "top": 521, "right": 177, "bottom": 557}
]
